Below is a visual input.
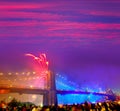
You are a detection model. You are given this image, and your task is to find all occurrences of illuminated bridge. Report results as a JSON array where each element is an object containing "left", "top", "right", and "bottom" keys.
[
  {"left": 0, "top": 71, "right": 115, "bottom": 105},
  {"left": 0, "top": 54, "right": 116, "bottom": 105}
]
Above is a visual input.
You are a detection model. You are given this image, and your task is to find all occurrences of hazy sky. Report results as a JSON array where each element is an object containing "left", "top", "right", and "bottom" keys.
[{"left": 0, "top": 0, "right": 120, "bottom": 92}]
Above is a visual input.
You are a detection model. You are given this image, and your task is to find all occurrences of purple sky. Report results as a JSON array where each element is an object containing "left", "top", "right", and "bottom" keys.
[{"left": 0, "top": 0, "right": 120, "bottom": 92}]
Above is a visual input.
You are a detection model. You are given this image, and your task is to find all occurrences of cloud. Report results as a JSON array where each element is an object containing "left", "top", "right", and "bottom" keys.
[
  {"left": 0, "top": 11, "right": 69, "bottom": 21},
  {"left": 78, "top": 10, "right": 120, "bottom": 17},
  {"left": 0, "top": 20, "right": 119, "bottom": 41},
  {"left": 0, "top": 2, "right": 53, "bottom": 9}
]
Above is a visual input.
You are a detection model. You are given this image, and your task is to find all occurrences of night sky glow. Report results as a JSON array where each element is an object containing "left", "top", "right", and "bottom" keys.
[{"left": 0, "top": 0, "right": 120, "bottom": 94}]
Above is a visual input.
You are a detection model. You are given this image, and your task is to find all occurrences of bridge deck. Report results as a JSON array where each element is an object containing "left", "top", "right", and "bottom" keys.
[{"left": 0, "top": 87, "right": 112, "bottom": 97}]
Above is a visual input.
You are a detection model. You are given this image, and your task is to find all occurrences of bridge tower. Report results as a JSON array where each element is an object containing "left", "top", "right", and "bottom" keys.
[{"left": 46, "top": 71, "right": 57, "bottom": 106}]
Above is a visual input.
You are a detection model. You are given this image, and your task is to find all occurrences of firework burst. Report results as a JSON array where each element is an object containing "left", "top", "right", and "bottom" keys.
[{"left": 25, "top": 53, "right": 49, "bottom": 76}]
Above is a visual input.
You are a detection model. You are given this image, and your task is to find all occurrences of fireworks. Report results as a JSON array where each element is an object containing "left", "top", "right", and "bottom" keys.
[
  {"left": 25, "top": 53, "right": 49, "bottom": 75},
  {"left": 25, "top": 53, "right": 49, "bottom": 72},
  {"left": 25, "top": 53, "right": 49, "bottom": 89}
]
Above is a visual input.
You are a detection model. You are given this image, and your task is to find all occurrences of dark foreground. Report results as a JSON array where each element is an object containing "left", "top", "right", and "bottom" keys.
[{"left": 0, "top": 100, "right": 120, "bottom": 111}]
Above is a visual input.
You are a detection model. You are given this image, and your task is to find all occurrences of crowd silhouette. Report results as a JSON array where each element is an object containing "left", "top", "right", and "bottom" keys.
[{"left": 0, "top": 98, "right": 120, "bottom": 111}]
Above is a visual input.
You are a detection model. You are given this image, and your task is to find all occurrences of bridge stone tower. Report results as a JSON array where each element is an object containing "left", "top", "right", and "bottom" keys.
[{"left": 46, "top": 71, "right": 58, "bottom": 106}]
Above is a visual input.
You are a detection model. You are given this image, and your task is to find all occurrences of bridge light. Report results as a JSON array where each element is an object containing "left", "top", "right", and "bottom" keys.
[
  {"left": 8, "top": 73, "right": 12, "bottom": 75},
  {"left": 9, "top": 96, "right": 12, "bottom": 99},
  {"left": 10, "top": 85, "right": 13, "bottom": 87},
  {"left": 27, "top": 72, "right": 30, "bottom": 76},
  {"left": 33, "top": 72, "right": 36, "bottom": 74},
  {"left": 0, "top": 73, "right": 3, "bottom": 75},
  {"left": 118, "top": 101, "right": 120, "bottom": 105},
  {"left": 30, "top": 85, "right": 33, "bottom": 88},
  {"left": 32, "top": 95, "right": 36, "bottom": 99}
]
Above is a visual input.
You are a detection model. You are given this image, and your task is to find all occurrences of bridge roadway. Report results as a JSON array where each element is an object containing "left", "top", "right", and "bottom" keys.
[
  {"left": 0, "top": 86, "right": 114, "bottom": 105},
  {"left": 0, "top": 86, "right": 111, "bottom": 96}
]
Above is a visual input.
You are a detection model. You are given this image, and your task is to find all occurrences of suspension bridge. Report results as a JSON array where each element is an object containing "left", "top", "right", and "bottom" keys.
[{"left": 0, "top": 53, "right": 116, "bottom": 105}]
